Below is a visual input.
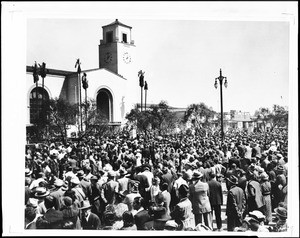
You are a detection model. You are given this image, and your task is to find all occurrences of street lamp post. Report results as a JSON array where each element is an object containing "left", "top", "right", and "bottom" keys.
[
  {"left": 144, "top": 81, "right": 148, "bottom": 111},
  {"left": 75, "top": 59, "right": 83, "bottom": 132},
  {"left": 82, "top": 72, "right": 88, "bottom": 129},
  {"left": 214, "top": 69, "right": 228, "bottom": 141},
  {"left": 138, "top": 70, "right": 145, "bottom": 112}
]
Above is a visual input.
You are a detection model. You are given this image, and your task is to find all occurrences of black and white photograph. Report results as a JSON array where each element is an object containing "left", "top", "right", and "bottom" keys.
[{"left": 2, "top": 1, "right": 298, "bottom": 237}]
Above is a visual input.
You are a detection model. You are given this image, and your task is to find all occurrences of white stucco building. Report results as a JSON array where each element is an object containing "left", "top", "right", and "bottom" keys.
[{"left": 26, "top": 19, "right": 139, "bottom": 134}]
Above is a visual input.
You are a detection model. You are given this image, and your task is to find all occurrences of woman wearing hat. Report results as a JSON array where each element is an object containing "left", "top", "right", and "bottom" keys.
[{"left": 259, "top": 172, "right": 272, "bottom": 224}]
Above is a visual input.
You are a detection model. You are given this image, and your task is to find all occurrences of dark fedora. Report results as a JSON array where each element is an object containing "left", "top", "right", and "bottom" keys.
[
  {"left": 277, "top": 165, "right": 285, "bottom": 173},
  {"left": 192, "top": 171, "right": 203, "bottom": 180},
  {"left": 226, "top": 175, "right": 238, "bottom": 185},
  {"left": 178, "top": 184, "right": 189, "bottom": 197},
  {"left": 274, "top": 207, "right": 287, "bottom": 219},
  {"left": 79, "top": 200, "right": 92, "bottom": 210}
]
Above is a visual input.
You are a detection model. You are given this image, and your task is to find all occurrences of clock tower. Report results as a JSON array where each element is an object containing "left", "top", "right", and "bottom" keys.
[{"left": 99, "top": 19, "right": 136, "bottom": 80}]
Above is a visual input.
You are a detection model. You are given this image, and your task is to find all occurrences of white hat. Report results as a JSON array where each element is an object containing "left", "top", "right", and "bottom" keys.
[{"left": 71, "top": 177, "right": 80, "bottom": 185}]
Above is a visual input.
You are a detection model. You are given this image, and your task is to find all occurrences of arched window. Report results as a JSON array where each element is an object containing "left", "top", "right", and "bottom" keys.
[
  {"left": 96, "top": 88, "right": 113, "bottom": 122},
  {"left": 29, "top": 87, "right": 49, "bottom": 124}
]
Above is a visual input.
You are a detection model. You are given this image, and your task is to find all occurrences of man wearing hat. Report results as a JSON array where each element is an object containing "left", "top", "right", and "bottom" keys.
[
  {"left": 245, "top": 170, "right": 265, "bottom": 213},
  {"left": 77, "top": 170, "right": 92, "bottom": 198},
  {"left": 117, "top": 168, "right": 130, "bottom": 195},
  {"left": 272, "top": 206, "right": 288, "bottom": 232},
  {"left": 34, "top": 187, "right": 51, "bottom": 215},
  {"left": 133, "top": 196, "right": 152, "bottom": 230},
  {"left": 79, "top": 199, "right": 101, "bottom": 230},
  {"left": 61, "top": 196, "right": 81, "bottom": 229},
  {"left": 226, "top": 175, "right": 246, "bottom": 231},
  {"left": 189, "top": 170, "right": 212, "bottom": 229},
  {"left": 101, "top": 170, "right": 119, "bottom": 206},
  {"left": 207, "top": 170, "right": 223, "bottom": 231},
  {"left": 36, "top": 195, "right": 64, "bottom": 229},
  {"left": 170, "top": 184, "right": 194, "bottom": 230},
  {"left": 70, "top": 176, "right": 86, "bottom": 204},
  {"left": 50, "top": 178, "right": 66, "bottom": 210},
  {"left": 124, "top": 181, "right": 141, "bottom": 213},
  {"left": 146, "top": 192, "right": 171, "bottom": 230}
]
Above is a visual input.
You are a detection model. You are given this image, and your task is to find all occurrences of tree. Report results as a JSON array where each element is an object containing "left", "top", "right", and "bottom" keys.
[
  {"left": 78, "top": 99, "right": 111, "bottom": 140},
  {"left": 125, "top": 101, "right": 179, "bottom": 137},
  {"left": 254, "top": 107, "right": 271, "bottom": 132},
  {"left": 125, "top": 104, "right": 152, "bottom": 136},
  {"left": 149, "top": 101, "right": 178, "bottom": 136},
  {"left": 183, "top": 102, "right": 216, "bottom": 135},
  {"left": 46, "top": 98, "right": 78, "bottom": 143},
  {"left": 269, "top": 104, "right": 288, "bottom": 129}
]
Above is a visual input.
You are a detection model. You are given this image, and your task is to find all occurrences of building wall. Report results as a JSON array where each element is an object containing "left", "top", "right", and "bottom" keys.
[{"left": 26, "top": 73, "right": 65, "bottom": 125}]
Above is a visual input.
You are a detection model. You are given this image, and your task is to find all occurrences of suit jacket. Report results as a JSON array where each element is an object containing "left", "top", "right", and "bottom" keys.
[
  {"left": 50, "top": 188, "right": 64, "bottom": 210},
  {"left": 135, "top": 174, "right": 149, "bottom": 197},
  {"left": 134, "top": 209, "right": 152, "bottom": 230},
  {"left": 161, "top": 172, "right": 173, "bottom": 193},
  {"left": 36, "top": 208, "right": 64, "bottom": 229},
  {"left": 207, "top": 179, "right": 223, "bottom": 206},
  {"left": 101, "top": 179, "right": 119, "bottom": 204},
  {"left": 170, "top": 197, "right": 194, "bottom": 229},
  {"left": 226, "top": 185, "right": 246, "bottom": 218},
  {"left": 81, "top": 212, "right": 101, "bottom": 230},
  {"left": 247, "top": 180, "right": 265, "bottom": 210},
  {"left": 80, "top": 178, "right": 92, "bottom": 197},
  {"left": 189, "top": 180, "right": 211, "bottom": 214}
]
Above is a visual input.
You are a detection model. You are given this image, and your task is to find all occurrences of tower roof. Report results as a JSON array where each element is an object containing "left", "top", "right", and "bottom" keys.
[{"left": 102, "top": 19, "right": 132, "bottom": 29}]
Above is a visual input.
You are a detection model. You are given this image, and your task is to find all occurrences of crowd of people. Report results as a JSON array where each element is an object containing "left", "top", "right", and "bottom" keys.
[{"left": 24, "top": 128, "right": 288, "bottom": 232}]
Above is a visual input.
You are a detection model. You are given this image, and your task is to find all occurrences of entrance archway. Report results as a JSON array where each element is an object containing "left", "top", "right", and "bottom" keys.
[
  {"left": 96, "top": 88, "right": 113, "bottom": 122},
  {"left": 29, "top": 87, "right": 50, "bottom": 124}
]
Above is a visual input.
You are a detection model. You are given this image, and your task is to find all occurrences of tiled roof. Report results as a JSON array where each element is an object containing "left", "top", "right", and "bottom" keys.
[{"left": 102, "top": 19, "right": 132, "bottom": 29}]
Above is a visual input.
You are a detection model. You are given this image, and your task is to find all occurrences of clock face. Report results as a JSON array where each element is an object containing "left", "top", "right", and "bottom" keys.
[
  {"left": 104, "top": 52, "right": 112, "bottom": 64},
  {"left": 123, "top": 52, "right": 131, "bottom": 64}
]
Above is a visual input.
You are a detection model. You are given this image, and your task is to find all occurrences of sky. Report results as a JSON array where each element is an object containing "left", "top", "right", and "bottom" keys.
[{"left": 25, "top": 3, "right": 294, "bottom": 115}]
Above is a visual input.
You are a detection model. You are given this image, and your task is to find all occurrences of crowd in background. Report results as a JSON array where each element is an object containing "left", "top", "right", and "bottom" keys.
[{"left": 24, "top": 128, "right": 288, "bottom": 232}]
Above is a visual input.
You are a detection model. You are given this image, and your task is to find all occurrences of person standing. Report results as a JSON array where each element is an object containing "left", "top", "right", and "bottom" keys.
[
  {"left": 245, "top": 171, "right": 265, "bottom": 213},
  {"left": 189, "top": 171, "right": 212, "bottom": 229},
  {"left": 170, "top": 184, "right": 194, "bottom": 230},
  {"left": 207, "top": 171, "right": 223, "bottom": 231},
  {"left": 259, "top": 172, "right": 272, "bottom": 225},
  {"left": 79, "top": 200, "right": 101, "bottom": 230},
  {"left": 226, "top": 175, "right": 246, "bottom": 231}
]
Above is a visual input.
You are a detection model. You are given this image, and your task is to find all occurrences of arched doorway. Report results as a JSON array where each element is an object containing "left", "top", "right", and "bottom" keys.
[
  {"left": 29, "top": 87, "right": 50, "bottom": 124},
  {"left": 96, "top": 88, "right": 113, "bottom": 122}
]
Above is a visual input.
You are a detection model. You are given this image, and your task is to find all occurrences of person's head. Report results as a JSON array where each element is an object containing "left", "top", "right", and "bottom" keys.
[
  {"left": 178, "top": 184, "right": 189, "bottom": 199},
  {"left": 152, "top": 176, "right": 160, "bottom": 186},
  {"left": 274, "top": 206, "right": 287, "bottom": 221},
  {"left": 103, "top": 210, "right": 116, "bottom": 226},
  {"left": 133, "top": 196, "right": 144, "bottom": 210},
  {"left": 25, "top": 206, "right": 36, "bottom": 223},
  {"left": 80, "top": 200, "right": 92, "bottom": 216},
  {"left": 122, "top": 211, "right": 134, "bottom": 227},
  {"left": 161, "top": 183, "right": 168, "bottom": 191},
  {"left": 64, "top": 190, "right": 76, "bottom": 202},
  {"left": 44, "top": 195, "right": 55, "bottom": 209}
]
